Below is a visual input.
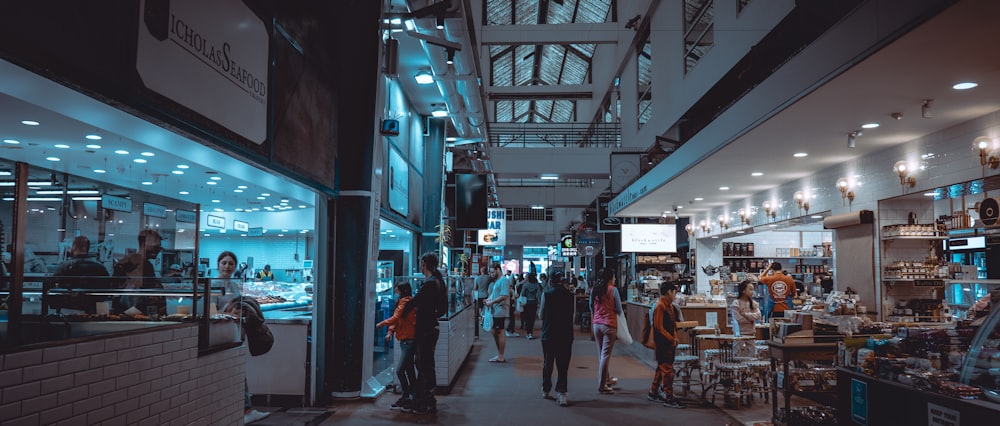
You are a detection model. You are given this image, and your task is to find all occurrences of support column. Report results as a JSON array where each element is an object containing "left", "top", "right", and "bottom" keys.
[
  {"left": 419, "top": 118, "right": 446, "bottom": 256},
  {"left": 316, "top": 0, "right": 381, "bottom": 403}
]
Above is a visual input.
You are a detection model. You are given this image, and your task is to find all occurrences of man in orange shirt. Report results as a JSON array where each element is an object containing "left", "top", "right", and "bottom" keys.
[{"left": 759, "top": 262, "right": 795, "bottom": 320}]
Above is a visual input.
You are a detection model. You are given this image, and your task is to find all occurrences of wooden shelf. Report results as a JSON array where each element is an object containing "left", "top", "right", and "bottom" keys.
[{"left": 880, "top": 235, "right": 946, "bottom": 241}]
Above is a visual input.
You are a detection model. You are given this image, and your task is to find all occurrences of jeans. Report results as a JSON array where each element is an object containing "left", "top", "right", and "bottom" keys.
[
  {"left": 397, "top": 339, "right": 417, "bottom": 400},
  {"left": 522, "top": 302, "right": 538, "bottom": 335},
  {"left": 593, "top": 323, "right": 617, "bottom": 389},
  {"left": 414, "top": 327, "right": 441, "bottom": 404},
  {"left": 542, "top": 339, "right": 572, "bottom": 393}
]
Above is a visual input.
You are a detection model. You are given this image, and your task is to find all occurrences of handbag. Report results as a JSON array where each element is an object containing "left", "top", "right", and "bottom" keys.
[
  {"left": 482, "top": 307, "right": 493, "bottom": 331},
  {"left": 516, "top": 296, "right": 527, "bottom": 313},
  {"left": 617, "top": 311, "right": 633, "bottom": 345},
  {"left": 641, "top": 311, "right": 656, "bottom": 349}
]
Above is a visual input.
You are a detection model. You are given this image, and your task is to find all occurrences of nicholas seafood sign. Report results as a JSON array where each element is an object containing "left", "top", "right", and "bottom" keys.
[{"left": 137, "top": 0, "right": 269, "bottom": 144}]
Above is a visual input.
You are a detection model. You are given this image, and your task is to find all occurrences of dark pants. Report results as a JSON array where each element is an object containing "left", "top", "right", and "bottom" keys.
[
  {"left": 414, "top": 327, "right": 441, "bottom": 405},
  {"left": 397, "top": 339, "right": 417, "bottom": 400},
  {"left": 507, "top": 304, "right": 517, "bottom": 333},
  {"left": 542, "top": 339, "right": 572, "bottom": 394},
  {"left": 522, "top": 302, "right": 538, "bottom": 335},
  {"left": 476, "top": 298, "right": 486, "bottom": 338}
]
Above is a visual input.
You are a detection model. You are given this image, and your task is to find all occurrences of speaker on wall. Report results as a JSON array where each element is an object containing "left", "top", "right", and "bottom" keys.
[
  {"left": 455, "top": 174, "right": 488, "bottom": 229},
  {"left": 384, "top": 38, "right": 398, "bottom": 76}
]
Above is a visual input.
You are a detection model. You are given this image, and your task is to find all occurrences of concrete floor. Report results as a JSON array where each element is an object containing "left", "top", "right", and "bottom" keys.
[{"left": 243, "top": 324, "right": 809, "bottom": 426}]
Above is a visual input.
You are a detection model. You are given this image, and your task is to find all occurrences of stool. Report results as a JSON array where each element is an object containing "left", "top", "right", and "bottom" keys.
[
  {"left": 744, "top": 360, "right": 772, "bottom": 403},
  {"left": 673, "top": 354, "right": 701, "bottom": 396},
  {"left": 711, "top": 362, "right": 752, "bottom": 409}
]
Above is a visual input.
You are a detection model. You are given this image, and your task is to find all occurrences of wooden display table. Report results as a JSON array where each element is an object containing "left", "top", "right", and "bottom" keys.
[{"left": 768, "top": 339, "right": 838, "bottom": 424}]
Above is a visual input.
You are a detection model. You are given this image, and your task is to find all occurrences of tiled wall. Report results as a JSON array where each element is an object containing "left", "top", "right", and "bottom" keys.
[
  {"left": 201, "top": 237, "right": 309, "bottom": 281},
  {"left": 0, "top": 325, "right": 245, "bottom": 426},
  {"left": 435, "top": 307, "right": 475, "bottom": 388}
]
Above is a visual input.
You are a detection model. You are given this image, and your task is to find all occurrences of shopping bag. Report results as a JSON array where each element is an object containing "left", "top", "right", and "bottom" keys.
[
  {"left": 617, "top": 312, "right": 633, "bottom": 345},
  {"left": 641, "top": 312, "right": 656, "bottom": 349},
  {"left": 516, "top": 296, "right": 527, "bottom": 313},
  {"left": 482, "top": 307, "right": 493, "bottom": 331}
]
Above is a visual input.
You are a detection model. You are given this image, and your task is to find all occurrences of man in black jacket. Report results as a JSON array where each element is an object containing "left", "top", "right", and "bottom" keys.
[
  {"left": 539, "top": 274, "right": 575, "bottom": 406},
  {"left": 401, "top": 252, "right": 449, "bottom": 414}
]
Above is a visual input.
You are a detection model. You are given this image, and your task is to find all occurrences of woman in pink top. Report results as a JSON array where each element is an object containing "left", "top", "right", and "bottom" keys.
[{"left": 590, "top": 268, "right": 622, "bottom": 394}]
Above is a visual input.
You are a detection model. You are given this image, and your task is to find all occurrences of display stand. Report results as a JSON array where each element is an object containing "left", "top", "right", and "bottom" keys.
[{"left": 768, "top": 338, "right": 838, "bottom": 424}]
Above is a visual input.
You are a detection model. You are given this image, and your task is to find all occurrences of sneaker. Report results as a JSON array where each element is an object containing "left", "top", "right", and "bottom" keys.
[
  {"left": 243, "top": 409, "right": 271, "bottom": 424},
  {"left": 606, "top": 377, "right": 619, "bottom": 386},
  {"left": 542, "top": 390, "right": 551, "bottom": 399},
  {"left": 505, "top": 331, "right": 520, "bottom": 337},
  {"left": 662, "top": 398, "right": 686, "bottom": 409},
  {"left": 390, "top": 397, "right": 410, "bottom": 410},
  {"left": 556, "top": 393, "right": 568, "bottom": 406},
  {"left": 526, "top": 334, "right": 534, "bottom": 340},
  {"left": 598, "top": 386, "right": 615, "bottom": 394},
  {"left": 647, "top": 390, "right": 665, "bottom": 402}
]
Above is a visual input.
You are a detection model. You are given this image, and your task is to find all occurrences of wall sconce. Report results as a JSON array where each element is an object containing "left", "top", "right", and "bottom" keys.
[
  {"left": 793, "top": 191, "right": 810, "bottom": 214},
  {"left": 718, "top": 215, "right": 730, "bottom": 230},
  {"left": 700, "top": 219, "right": 712, "bottom": 234},
  {"left": 762, "top": 201, "right": 776, "bottom": 220},
  {"left": 973, "top": 136, "right": 999, "bottom": 174},
  {"left": 836, "top": 177, "right": 855, "bottom": 205},
  {"left": 738, "top": 208, "right": 750, "bottom": 225},
  {"left": 685, "top": 223, "right": 695, "bottom": 237},
  {"left": 893, "top": 160, "right": 916, "bottom": 191}
]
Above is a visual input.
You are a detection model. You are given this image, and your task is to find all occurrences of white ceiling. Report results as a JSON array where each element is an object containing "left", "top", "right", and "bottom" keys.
[
  {"left": 608, "top": 0, "right": 1000, "bottom": 218},
  {"left": 0, "top": 58, "right": 317, "bottom": 227}
]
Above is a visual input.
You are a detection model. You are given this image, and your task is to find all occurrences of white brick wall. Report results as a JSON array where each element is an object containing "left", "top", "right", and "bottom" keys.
[
  {"left": 0, "top": 325, "right": 245, "bottom": 426},
  {"left": 435, "top": 306, "right": 475, "bottom": 388}
]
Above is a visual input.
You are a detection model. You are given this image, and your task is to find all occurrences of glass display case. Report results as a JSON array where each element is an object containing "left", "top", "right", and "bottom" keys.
[{"left": 960, "top": 304, "right": 1000, "bottom": 403}]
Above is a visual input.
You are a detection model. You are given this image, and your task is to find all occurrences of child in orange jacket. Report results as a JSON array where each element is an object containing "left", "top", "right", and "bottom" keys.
[{"left": 377, "top": 282, "right": 418, "bottom": 409}]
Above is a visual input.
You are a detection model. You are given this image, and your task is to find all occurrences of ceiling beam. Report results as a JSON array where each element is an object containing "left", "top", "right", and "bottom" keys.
[
  {"left": 480, "top": 22, "right": 619, "bottom": 45},
  {"left": 488, "top": 84, "right": 593, "bottom": 100}
]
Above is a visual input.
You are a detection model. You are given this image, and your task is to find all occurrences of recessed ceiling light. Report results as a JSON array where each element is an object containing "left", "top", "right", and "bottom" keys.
[
  {"left": 861, "top": 123, "right": 879, "bottom": 129},
  {"left": 793, "top": 152, "right": 808, "bottom": 157},
  {"left": 85, "top": 134, "right": 102, "bottom": 140},
  {"left": 133, "top": 158, "right": 147, "bottom": 163},
  {"left": 141, "top": 181, "right": 153, "bottom": 185},
  {"left": 751, "top": 172, "right": 763, "bottom": 177},
  {"left": 675, "top": 205, "right": 683, "bottom": 209},
  {"left": 540, "top": 175, "right": 559, "bottom": 180},
  {"left": 54, "top": 144, "right": 70, "bottom": 149},
  {"left": 172, "top": 170, "right": 184, "bottom": 175},
  {"left": 206, "top": 181, "right": 217, "bottom": 185},
  {"left": 261, "top": 193, "right": 271, "bottom": 197},
  {"left": 177, "top": 164, "right": 190, "bottom": 169},
  {"left": 431, "top": 110, "right": 449, "bottom": 117},
  {"left": 211, "top": 199, "right": 221, "bottom": 203},
  {"left": 21, "top": 120, "right": 39, "bottom": 126},
  {"left": 213, "top": 208, "right": 224, "bottom": 212},
  {"left": 93, "top": 169, "right": 106, "bottom": 173},
  {"left": 952, "top": 82, "right": 978, "bottom": 90},
  {"left": 179, "top": 191, "right": 189, "bottom": 195},
  {"left": 235, "top": 208, "right": 244, "bottom": 212},
  {"left": 114, "top": 150, "right": 129, "bottom": 155},
  {"left": 719, "top": 186, "right": 730, "bottom": 190},
  {"left": 299, "top": 205, "right": 307, "bottom": 208},
  {"left": 810, "top": 215, "right": 823, "bottom": 219},
  {"left": 257, "top": 196, "right": 266, "bottom": 200},
  {"left": 414, "top": 70, "right": 434, "bottom": 85},
  {"left": 85, "top": 144, "right": 101, "bottom": 149},
  {"left": 140, "top": 152, "right": 155, "bottom": 157},
  {"left": 923, "top": 192, "right": 939, "bottom": 197},
  {"left": 234, "top": 189, "right": 243, "bottom": 193},
  {"left": 46, "top": 156, "right": 60, "bottom": 161},
  {"left": 238, "top": 185, "right": 248, "bottom": 189},
  {"left": 210, "top": 176, "right": 222, "bottom": 180},
  {"left": 3, "top": 139, "right": 19, "bottom": 144},
  {"left": 694, "top": 197, "right": 704, "bottom": 201}
]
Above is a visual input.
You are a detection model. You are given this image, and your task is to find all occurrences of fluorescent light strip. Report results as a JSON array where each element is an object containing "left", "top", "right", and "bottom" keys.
[{"left": 36, "top": 190, "right": 100, "bottom": 195}]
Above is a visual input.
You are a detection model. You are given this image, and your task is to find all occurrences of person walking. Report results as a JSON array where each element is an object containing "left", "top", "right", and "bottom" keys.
[
  {"left": 484, "top": 262, "right": 513, "bottom": 362},
  {"left": 400, "top": 252, "right": 449, "bottom": 414},
  {"left": 539, "top": 274, "right": 575, "bottom": 406},
  {"left": 650, "top": 281, "right": 685, "bottom": 408},
  {"left": 376, "top": 282, "right": 418, "bottom": 410},
  {"left": 520, "top": 273, "right": 543, "bottom": 339},
  {"left": 506, "top": 273, "right": 521, "bottom": 337},
  {"left": 591, "top": 268, "right": 622, "bottom": 394}
]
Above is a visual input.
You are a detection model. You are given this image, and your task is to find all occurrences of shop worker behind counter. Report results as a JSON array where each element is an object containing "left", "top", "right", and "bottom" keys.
[
  {"left": 759, "top": 262, "right": 795, "bottom": 320},
  {"left": 400, "top": 252, "right": 450, "bottom": 414},
  {"left": 51, "top": 235, "right": 110, "bottom": 313}
]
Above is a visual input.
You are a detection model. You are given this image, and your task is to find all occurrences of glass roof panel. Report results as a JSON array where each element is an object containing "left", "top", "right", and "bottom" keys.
[
  {"left": 535, "top": 99, "right": 554, "bottom": 121},
  {"left": 495, "top": 100, "right": 512, "bottom": 122},
  {"left": 562, "top": 51, "right": 589, "bottom": 85},
  {"left": 492, "top": 50, "right": 513, "bottom": 86},
  {"left": 552, "top": 100, "right": 575, "bottom": 122},
  {"left": 546, "top": 0, "right": 577, "bottom": 24},
  {"left": 513, "top": 100, "right": 530, "bottom": 122},
  {"left": 514, "top": 0, "right": 539, "bottom": 25},
  {"left": 570, "top": 43, "right": 596, "bottom": 58},
  {"left": 513, "top": 45, "right": 535, "bottom": 86},
  {"left": 538, "top": 45, "right": 565, "bottom": 85},
  {"left": 485, "top": 0, "right": 513, "bottom": 25},
  {"left": 577, "top": 0, "right": 613, "bottom": 23}
]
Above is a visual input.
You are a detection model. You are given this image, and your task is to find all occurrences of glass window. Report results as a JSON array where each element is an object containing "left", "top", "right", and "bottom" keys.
[{"left": 684, "top": 0, "right": 715, "bottom": 74}]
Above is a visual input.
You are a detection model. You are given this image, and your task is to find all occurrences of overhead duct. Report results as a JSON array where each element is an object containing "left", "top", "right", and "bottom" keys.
[
  {"left": 823, "top": 210, "right": 874, "bottom": 229},
  {"left": 405, "top": 0, "right": 485, "bottom": 140}
]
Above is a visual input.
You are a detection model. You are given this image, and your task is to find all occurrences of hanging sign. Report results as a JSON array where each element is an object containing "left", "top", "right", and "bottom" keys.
[
  {"left": 102, "top": 195, "right": 132, "bottom": 213},
  {"left": 477, "top": 208, "right": 506, "bottom": 246},
  {"left": 560, "top": 235, "right": 578, "bottom": 257},
  {"left": 175, "top": 209, "right": 197, "bottom": 223},
  {"left": 233, "top": 220, "right": 249, "bottom": 232},
  {"left": 143, "top": 203, "right": 167, "bottom": 218},
  {"left": 206, "top": 215, "right": 225, "bottom": 229}
]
